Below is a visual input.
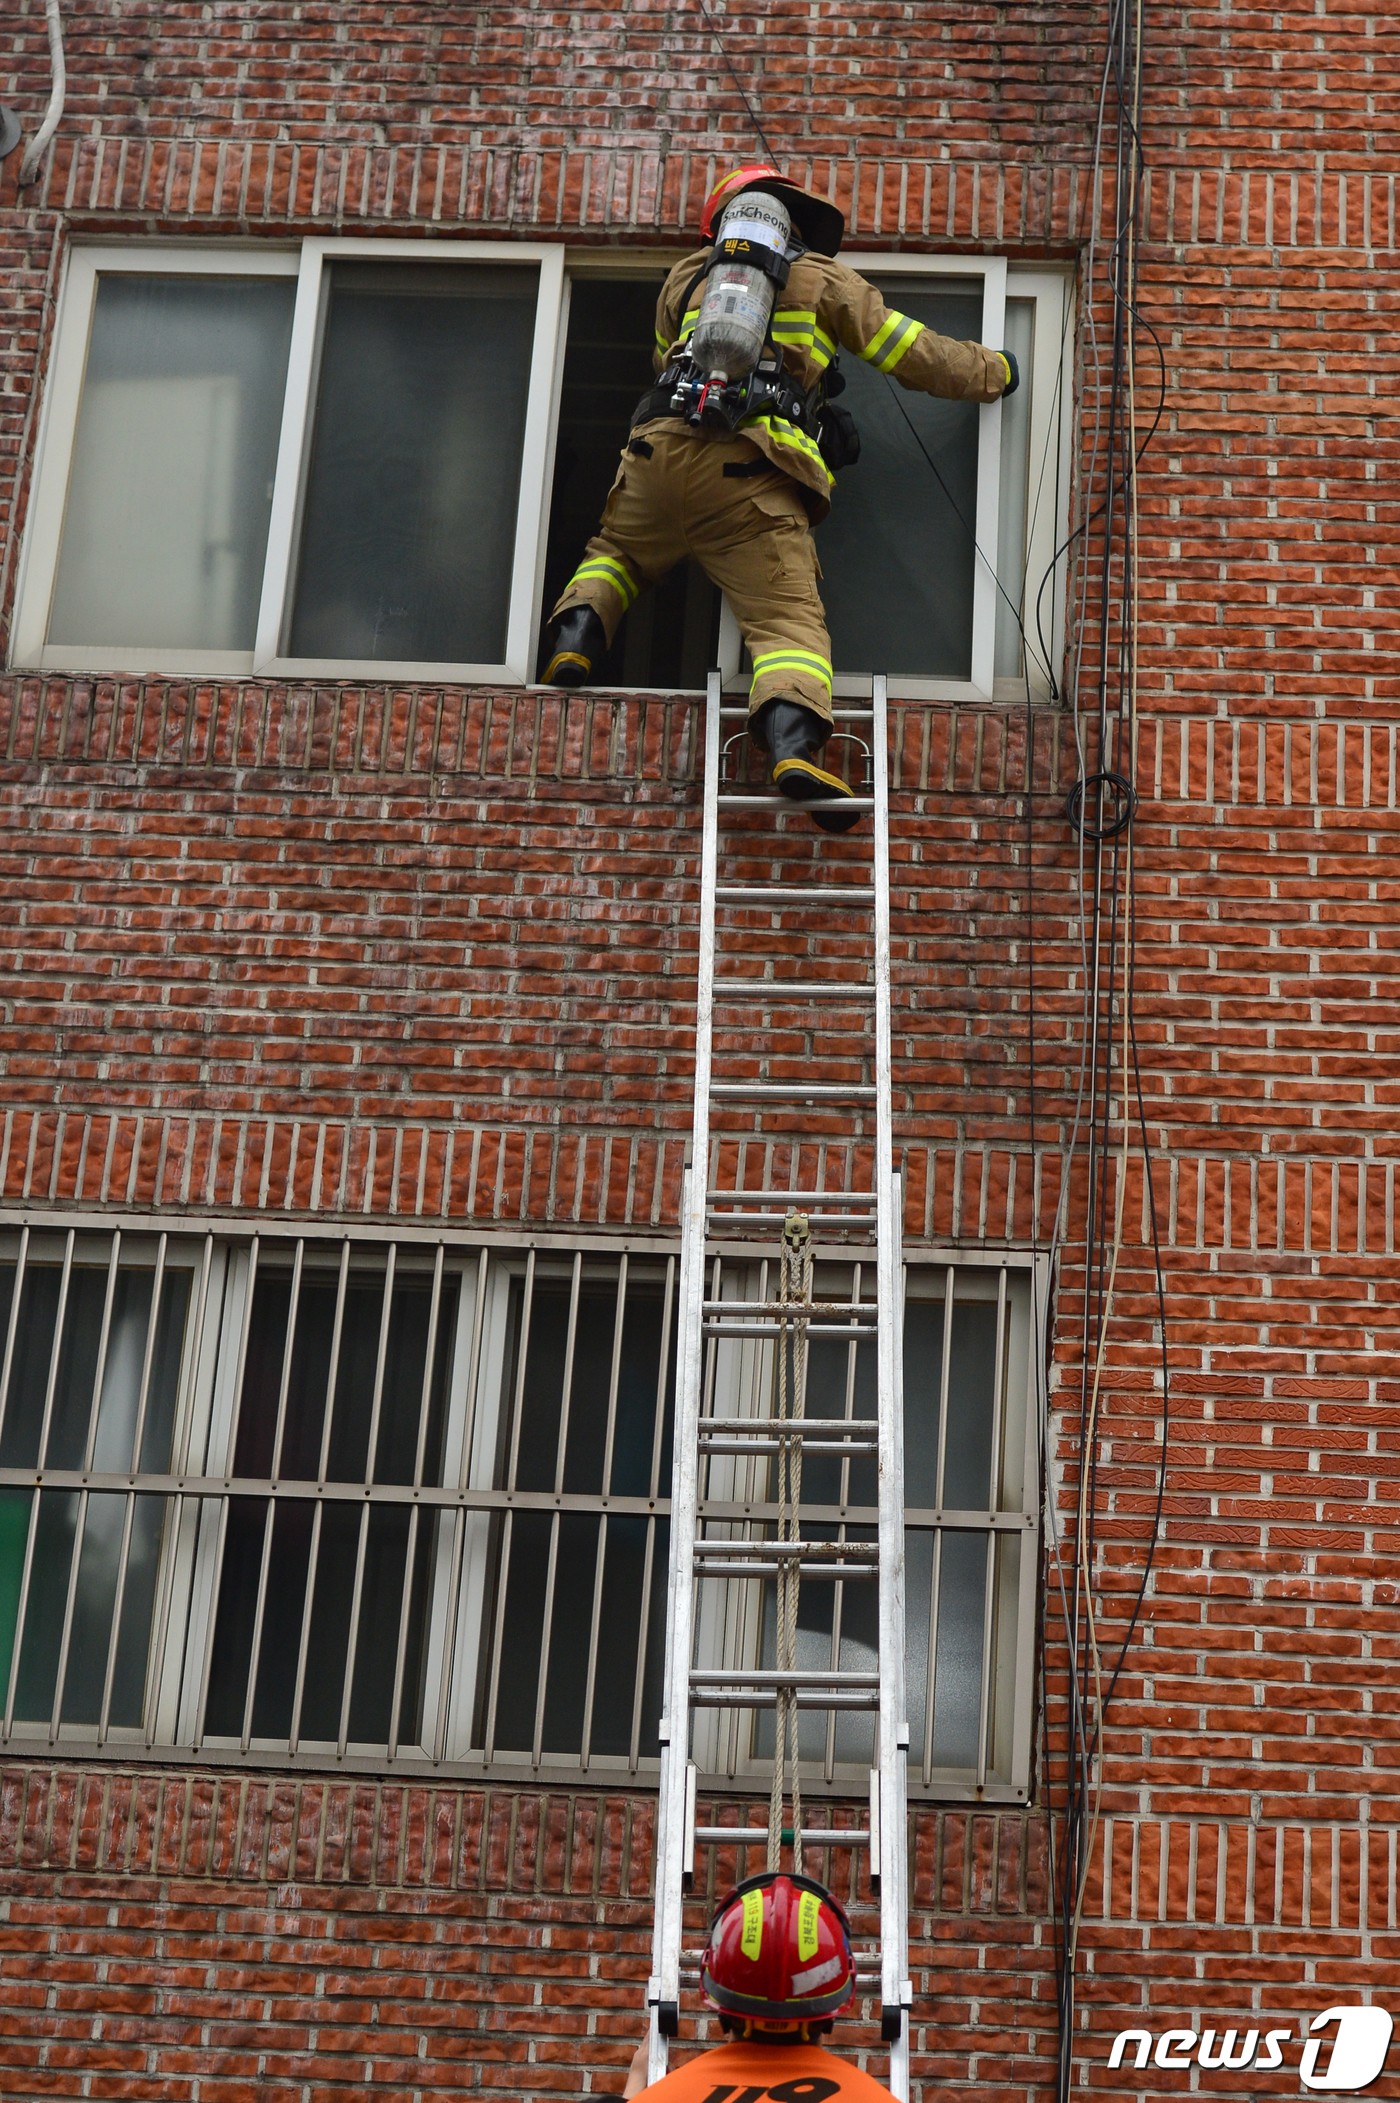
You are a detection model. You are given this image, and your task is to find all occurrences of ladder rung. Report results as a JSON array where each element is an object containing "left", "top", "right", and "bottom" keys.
[
  {"left": 702, "top": 1189, "right": 876, "bottom": 1207},
  {"left": 694, "top": 1539, "right": 879, "bottom": 1561},
  {"left": 713, "top": 979, "right": 876, "bottom": 1000},
  {"left": 691, "top": 1669, "right": 878, "bottom": 1689},
  {"left": 698, "top": 1417, "right": 880, "bottom": 1437},
  {"left": 716, "top": 794, "right": 877, "bottom": 811},
  {"left": 696, "top": 1443, "right": 877, "bottom": 1460},
  {"left": 706, "top": 1214, "right": 879, "bottom": 1232},
  {"left": 716, "top": 885, "right": 876, "bottom": 903},
  {"left": 717, "top": 706, "right": 875, "bottom": 721},
  {"left": 702, "top": 1300, "right": 876, "bottom": 1317},
  {"left": 680, "top": 1957, "right": 884, "bottom": 1980},
  {"left": 692, "top": 1827, "right": 871, "bottom": 1846},
  {"left": 709, "top": 1082, "right": 877, "bottom": 1099},
  {"left": 692, "top": 1556, "right": 879, "bottom": 1575},
  {"left": 688, "top": 1689, "right": 880, "bottom": 1709},
  {"left": 703, "top": 1321, "right": 877, "bottom": 1340}
]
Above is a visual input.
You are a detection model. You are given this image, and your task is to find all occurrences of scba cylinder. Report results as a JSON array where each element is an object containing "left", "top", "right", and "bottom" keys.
[{"left": 690, "top": 189, "right": 792, "bottom": 383}]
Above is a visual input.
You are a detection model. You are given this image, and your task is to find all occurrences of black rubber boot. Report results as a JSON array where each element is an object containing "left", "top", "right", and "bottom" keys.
[
  {"left": 542, "top": 606, "right": 607, "bottom": 687},
  {"left": 749, "top": 697, "right": 862, "bottom": 835}
]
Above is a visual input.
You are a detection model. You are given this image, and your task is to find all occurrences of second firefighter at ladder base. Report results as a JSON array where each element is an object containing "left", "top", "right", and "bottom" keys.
[
  {"left": 620, "top": 1872, "right": 899, "bottom": 2101},
  {"left": 544, "top": 163, "right": 1019, "bottom": 833}
]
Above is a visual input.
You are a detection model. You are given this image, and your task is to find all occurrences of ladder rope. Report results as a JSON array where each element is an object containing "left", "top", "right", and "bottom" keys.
[{"left": 768, "top": 1209, "right": 813, "bottom": 1873}]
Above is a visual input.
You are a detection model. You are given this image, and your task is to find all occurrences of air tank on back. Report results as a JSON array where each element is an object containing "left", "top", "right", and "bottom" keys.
[{"left": 689, "top": 189, "right": 792, "bottom": 384}]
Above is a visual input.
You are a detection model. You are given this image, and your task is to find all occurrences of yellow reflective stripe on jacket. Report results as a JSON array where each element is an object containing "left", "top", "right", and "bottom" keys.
[
  {"left": 678, "top": 306, "right": 701, "bottom": 343},
  {"left": 568, "top": 554, "right": 640, "bottom": 608},
  {"left": 752, "top": 647, "right": 834, "bottom": 695},
  {"left": 742, "top": 413, "right": 835, "bottom": 487},
  {"left": 770, "top": 308, "right": 837, "bottom": 371},
  {"left": 860, "top": 309, "right": 925, "bottom": 373}
]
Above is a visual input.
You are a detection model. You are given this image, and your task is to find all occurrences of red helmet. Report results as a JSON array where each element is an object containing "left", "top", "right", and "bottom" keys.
[
  {"left": 700, "top": 1872, "right": 856, "bottom": 2027},
  {"left": 701, "top": 164, "right": 845, "bottom": 256}
]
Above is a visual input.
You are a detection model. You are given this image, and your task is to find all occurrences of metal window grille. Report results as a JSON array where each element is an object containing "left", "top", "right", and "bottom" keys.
[{"left": 0, "top": 1223, "right": 1041, "bottom": 1801}]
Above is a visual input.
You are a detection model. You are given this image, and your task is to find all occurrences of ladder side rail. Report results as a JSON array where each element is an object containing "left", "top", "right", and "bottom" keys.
[
  {"left": 872, "top": 674, "right": 911, "bottom": 2097},
  {"left": 881, "top": 1167, "right": 911, "bottom": 2101},
  {"left": 648, "top": 672, "right": 724, "bottom": 2086}
]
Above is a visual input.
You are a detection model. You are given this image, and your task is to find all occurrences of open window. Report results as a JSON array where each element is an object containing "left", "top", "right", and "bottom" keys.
[{"left": 13, "top": 241, "right": 1069, "bottom": 704}]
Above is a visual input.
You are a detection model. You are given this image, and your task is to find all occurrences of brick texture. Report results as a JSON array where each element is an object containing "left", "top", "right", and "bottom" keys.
[{"left": 2, "top": 2, "right": 1400, "bottom": 2100}]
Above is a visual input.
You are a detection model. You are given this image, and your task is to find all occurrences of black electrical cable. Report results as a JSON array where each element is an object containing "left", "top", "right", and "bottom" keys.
[{"left": 693, "top": 0, "right": 782, "bottom": 165}]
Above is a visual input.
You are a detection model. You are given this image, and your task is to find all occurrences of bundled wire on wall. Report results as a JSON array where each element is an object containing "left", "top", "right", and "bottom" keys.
[{"left": 1045, "top": 2, "right": 1172, "bottom": 2099}]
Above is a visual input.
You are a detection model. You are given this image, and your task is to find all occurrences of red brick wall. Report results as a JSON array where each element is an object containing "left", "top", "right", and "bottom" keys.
[{"left": 2, "top": 2, "right": 1400, "bottom": 2099}]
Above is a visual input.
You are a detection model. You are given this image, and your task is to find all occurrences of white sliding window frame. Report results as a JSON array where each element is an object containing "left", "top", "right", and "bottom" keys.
[
  {"left": 14, "top": 241, "right": 1068, "bottom": 705},
  {"left": 12, "top": 239, "right": 568, "bottom": 686}
]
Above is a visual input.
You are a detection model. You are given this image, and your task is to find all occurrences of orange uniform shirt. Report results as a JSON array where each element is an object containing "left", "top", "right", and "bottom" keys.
[{"left": 637, "top": 2038, "right": 898, "bottom": 2103}]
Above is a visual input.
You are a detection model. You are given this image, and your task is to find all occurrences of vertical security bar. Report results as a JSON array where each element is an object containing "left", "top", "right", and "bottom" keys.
[
  {"left": 240, "top": 1238, "right": 306, "bottom": 1753},
  {"left": 432, "top": 1245, "right": 489, "bottom": 1765},
  {"left": 4, "top": 1229, "right": 77, "bottom": 1740},
  {"left": 530, "top": 1254, "right": 583, "bottom": 1767},
  {"left": 581, "top": 1257, "right": 630, "bottom": 1770},
  {"left": 0, "top": 1226, "right": 31, "bottom": 1452},
  {"left": 388, "top": 1241, "right": 445, "bottom": 1760},
  {"left": 648, "top": 669, "right": 721, "bottom": 2083},
  {"left": 629, "top": 1256, "right": 676, "bottom": 1772},
  {"left": 974, "top": 1268, "right": 1010, "bottom": 1791},
  {"left": 288, "top": 1238, "right": 350, "bottom": 1754},
  {"left": 192, "top": 1235, "right": 261, "bottom": 1747},
  {"left": 49, "top": 1235, "right": 124, "bottom": 1738},
  {"left": 337, "top": 1242, "right": 398, "bottom": 1756},
  {"left": 97, "top": 1234, "right": 170, "bottom": 1745},
  {"left": 148, "top": 1233, "right": 214, "bottom": 1752}
]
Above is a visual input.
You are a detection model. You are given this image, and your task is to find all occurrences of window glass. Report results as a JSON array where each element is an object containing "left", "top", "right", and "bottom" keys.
[
  {"left": 202, "top": 1262, "right": 458, "bottom": 1745},
  {"left": 288, "top": 261, "right": 538, "bottom": 664},
  {"left": 0, "top": 1233, "right": 1034, "bottom": 1794},
  {"left": 0, "top": 1256, "right": 190, "bottom": 1729},
  {"left": 47, "top": 274, "right": 296, "bottom": 651},
  {"left": 474, "top": 1264, "right": 675, "bottom": 1761},
  {"left": 818, "top": 277, "right": 984, "bottom": 681},
  {"left": 538, "top": 275, "right": 722, "bottom": 690}
]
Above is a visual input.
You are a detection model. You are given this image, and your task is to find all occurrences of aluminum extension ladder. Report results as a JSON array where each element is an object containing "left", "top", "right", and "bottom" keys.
[{"left": 647, "top": 672, "right": 912, "bottom": 2096}]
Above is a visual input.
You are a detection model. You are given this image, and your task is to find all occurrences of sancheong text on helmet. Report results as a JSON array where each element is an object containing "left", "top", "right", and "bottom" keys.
[
  {"left": 700, "top": 1872, "right": 856, "bottom": 2026},
  {"left": 701, "top": 164, "right": 845, "bottom": 256}
]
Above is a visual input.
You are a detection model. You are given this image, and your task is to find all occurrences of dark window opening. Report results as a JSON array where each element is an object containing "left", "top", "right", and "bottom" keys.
[{"left": 538, "top": 276, "right": 722, "bottom": 692}]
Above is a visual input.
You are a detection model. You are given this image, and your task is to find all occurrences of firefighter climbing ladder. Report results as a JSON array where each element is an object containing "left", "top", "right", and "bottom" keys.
[{"left": 648, "top": 673, "right": 912, "bottom": 2097}]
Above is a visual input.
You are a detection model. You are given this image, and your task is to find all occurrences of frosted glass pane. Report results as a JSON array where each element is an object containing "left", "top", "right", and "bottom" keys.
[
  {"left": 49, "top": 274, "right": 295, "bottom": 649},
  {"left": 930, "top": 1530, "right": 989, "bottom": 1769},
  {"left": 818, "top": 277, "right": 983, "bottom": 680},
  {"left": 288, "top": 262, "right": 539, "bottom": 664},
  {"left": 942, "top": 1299, "right": 999, "bottom": 1509}
]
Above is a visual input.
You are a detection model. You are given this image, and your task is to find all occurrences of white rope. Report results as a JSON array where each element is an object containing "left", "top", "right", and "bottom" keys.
[{"left": 767, "top": 1210, "right": 813, "bottom": 1873}]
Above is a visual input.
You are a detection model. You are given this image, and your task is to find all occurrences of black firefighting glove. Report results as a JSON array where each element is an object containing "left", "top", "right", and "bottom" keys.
[{"left": 996, "top": 350, "right": 1020, "bottom": 396}]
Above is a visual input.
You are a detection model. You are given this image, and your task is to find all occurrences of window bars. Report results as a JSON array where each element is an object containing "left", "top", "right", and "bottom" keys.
[{"left": 0, "top": 1225, "right": 1037, "bottom": 1798}]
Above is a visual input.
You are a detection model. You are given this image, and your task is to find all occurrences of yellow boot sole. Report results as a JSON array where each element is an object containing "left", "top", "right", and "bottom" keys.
[{"left": 772, "top": 755, "right": 863, "bottom": 834}]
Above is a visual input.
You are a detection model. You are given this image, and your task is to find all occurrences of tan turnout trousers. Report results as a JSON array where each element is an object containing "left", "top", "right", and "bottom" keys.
[{"left": 549, "top": 421, "right": 834, "bottom": 724}]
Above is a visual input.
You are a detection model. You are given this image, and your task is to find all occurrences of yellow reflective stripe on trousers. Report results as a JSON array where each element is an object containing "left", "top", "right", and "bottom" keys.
[
  {"left": 568, "top": 555, "right": 640, "bottom": 608},
  {"left": 752, "top": 648, "right": 834, "bottom": 695},
  {"left": 742, "top": 413, "right": 835, "bottom": 487},
  {"left": 860, "top": 309, "right": 925, "bottom": 373}
]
